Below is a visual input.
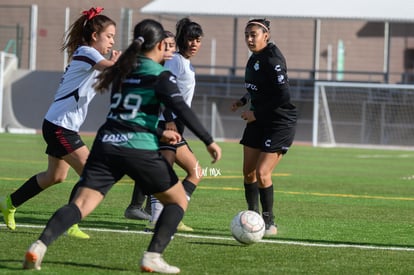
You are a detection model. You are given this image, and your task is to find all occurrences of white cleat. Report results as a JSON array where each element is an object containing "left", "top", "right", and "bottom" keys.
[
  {"left": 140, "top": 251, "right": 180, "bottom": 274},
  {"left": 264, "top": 224, "right": 278, "bottom": 237},
  {"left": 23, "top": 240, "right": 47, "bottom": 270}
]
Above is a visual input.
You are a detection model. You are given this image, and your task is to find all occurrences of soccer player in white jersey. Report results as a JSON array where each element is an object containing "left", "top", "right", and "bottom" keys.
[
  {"left": 0, "top": 7, "right": 120, "bottom": 239},
  {"left": 146, "top": 18, "right": 205, "bottom": 232}
]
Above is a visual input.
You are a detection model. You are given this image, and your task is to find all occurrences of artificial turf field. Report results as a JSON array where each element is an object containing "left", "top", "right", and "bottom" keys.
[{"left": 0, "top": 133, "right": 413, "bottom": 274}]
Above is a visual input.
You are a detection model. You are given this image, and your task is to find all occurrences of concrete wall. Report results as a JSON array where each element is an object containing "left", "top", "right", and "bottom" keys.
[
  {"left": 10, "top": 71, "right": 314, "bottom": 142},
  {"left": 11, "top": 70, "right": 110, "bottom": 133}
]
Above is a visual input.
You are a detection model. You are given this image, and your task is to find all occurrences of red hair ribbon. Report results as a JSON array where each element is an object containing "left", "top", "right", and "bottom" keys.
[{"left": 82, "top": 7, "right": 104, "bottom": 20}]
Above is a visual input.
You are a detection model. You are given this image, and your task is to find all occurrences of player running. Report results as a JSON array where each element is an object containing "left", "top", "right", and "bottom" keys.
[
  {"left": 0, "top": 7, "right": 120, "bottom": 239},
  {"left": 22, "top": 18, "right": 221, "bottom": 274}
]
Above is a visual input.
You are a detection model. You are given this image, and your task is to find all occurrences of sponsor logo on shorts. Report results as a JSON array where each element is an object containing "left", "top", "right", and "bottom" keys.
[
  {"left": 102, "top": 133, "right": 129, "bottom": 143},
  {"left": 264, "top": 139, "right": 271, "bottom": 147},
  {"left": 169, "top": 75, "right": 177, "bottom": 84}
]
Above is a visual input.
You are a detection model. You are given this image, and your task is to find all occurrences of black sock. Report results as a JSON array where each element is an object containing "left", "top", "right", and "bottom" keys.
[
  {"left": 39, "top": 203, "right": 82, "bottom": 246},
  {"left": 128, "top": 183, "right": 146, "bottom": 208},
  {"left": 147, "top": 204, "right": 184, "bottom": 254},
  {"left": 244, "top": 182, "right": 259, "bottom": 213},
  {"left": 182, "top": 179, "right": 196, "bottom": 199},
  {"left": 68, "top": 181, "right": 81, "bottom": 203},
  {"left": 10, "top": 175, "right": 43, "bottom": 208},
  {"left": 259, "top": 185, "right": 274, "bottom": 215}
]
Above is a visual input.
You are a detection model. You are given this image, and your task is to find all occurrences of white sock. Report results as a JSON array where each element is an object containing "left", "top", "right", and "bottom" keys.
[{"left": 150, "top": 196, "right": 164, "bottom": 225}]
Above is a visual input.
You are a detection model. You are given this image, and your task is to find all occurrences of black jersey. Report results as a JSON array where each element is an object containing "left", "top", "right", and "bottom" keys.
[{"left": 245, "top": 42, "right": 297, "bottom": 126}]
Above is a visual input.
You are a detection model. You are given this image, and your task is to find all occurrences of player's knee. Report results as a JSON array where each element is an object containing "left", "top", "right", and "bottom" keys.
[
  {"left": 243, "top": 171, "right": 256, "bottom": 183},
  {"left": 256, "top": 171, "right": 272, "bottom": 187},
  {"left": 188, "top": 165, "right": 203, "bottom": 183}
]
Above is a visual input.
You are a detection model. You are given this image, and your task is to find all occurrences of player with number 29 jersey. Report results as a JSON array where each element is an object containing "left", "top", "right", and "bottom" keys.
[{"left": 96, "top": 56, "right": 213, "bottom": 151}]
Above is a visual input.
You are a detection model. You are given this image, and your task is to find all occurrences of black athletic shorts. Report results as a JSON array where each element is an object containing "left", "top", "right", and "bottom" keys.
[
  {"left": 77, "top": 141, "right": 179, "bottom": 196},
  {"left": 240, "top": 121, "right": 296, "bottom": 154},
  {"left": 42, "top": 119, "right": 85, "bottom": 158},
  {"left": 158, "top": 119, "right": 189, "bottom": 152}
]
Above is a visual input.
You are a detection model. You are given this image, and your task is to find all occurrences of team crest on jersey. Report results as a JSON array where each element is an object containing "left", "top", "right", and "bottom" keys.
[{"left": 254, "top": 61, "right": 260, "bottom": 71}]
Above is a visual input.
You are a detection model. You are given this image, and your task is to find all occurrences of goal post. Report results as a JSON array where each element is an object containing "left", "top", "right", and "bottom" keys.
[
  {"left": 211, "top": 102, "right": 225, "bottom": 141},
  {"left": 313, "top": 81, "right": 414, "bottom": 149},
  {"left": 313, "top": 83, "right": 336, "bottom": 147}
]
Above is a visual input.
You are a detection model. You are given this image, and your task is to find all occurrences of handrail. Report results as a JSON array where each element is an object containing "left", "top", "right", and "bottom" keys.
[{"left": 4, "top": 40, "right": 16, "bottom": 54}]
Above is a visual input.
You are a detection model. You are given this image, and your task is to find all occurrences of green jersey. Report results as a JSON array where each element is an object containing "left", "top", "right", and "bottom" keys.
[{"left": 97, "top": 56, "right": 213, "bottom": 151}]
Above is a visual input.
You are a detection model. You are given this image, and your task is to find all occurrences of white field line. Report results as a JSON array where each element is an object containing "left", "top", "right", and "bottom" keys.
[{"left": 3, "top": 223, "right": 414, "bottom": 252}]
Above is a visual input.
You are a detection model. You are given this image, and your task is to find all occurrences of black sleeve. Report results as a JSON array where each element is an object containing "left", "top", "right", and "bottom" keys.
[
  {"left": 254, "top": 55, "right": 291, "bottom": 122},
  {"left": 154, "top": 71, "right": 214, "bottom": 146},
  {"left": 162, "top": 107, "right": 174, "bottom": 122},
  {"left": 240, "top": 92, "right": 251, "bottom": 105},
  {"left": 267, "top": 55, "right": 290, "bottom": 105}
]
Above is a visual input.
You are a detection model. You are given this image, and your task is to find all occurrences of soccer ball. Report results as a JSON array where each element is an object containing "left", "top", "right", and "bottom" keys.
[{"left": 230, "top": 210, "right": 265, "bottom": 245}]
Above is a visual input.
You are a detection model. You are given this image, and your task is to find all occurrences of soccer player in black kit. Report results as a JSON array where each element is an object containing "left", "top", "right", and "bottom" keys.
[{"left": 231, "top": 18, "right": 297, "bottom": 237}]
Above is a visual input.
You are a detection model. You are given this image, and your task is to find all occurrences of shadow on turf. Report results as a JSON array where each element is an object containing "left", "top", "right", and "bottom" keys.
[
  {"left": 278, "top": 237, "right": 414, "bottom": 249},
  {"left": 0, "top": 259, "right": 128, "bottom": 271},
  {"left": 188, "top": 241, "right": 240, "bottom": 247},
  {"left": 6, "top": 212, "right": 149, "bottom": 231}
]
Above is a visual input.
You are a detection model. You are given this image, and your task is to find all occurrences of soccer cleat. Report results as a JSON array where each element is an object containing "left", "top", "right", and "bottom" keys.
[
  {"left": 262, "top": 212, "right": 278, "bottom": 237},
  {"left": 264, "top": 224, "right": 278, "bottom": 237},
  {"left": 140, "top": 251, "right": 180, "bottom": 274},
  {"left": 66, "top": 224, "right": 90, "bottom": 239},
  {"left": 124, "top": 206, "right": 151, "bottom": 220},
  {"left": 23, "top": 240, "right": 47, "bottom": 270},
  {"left": 145, "top": 221, "right": 193, "bottom": 233},
  {"left": 0, "top": 195, "right": 16, "bottom": 230},
  {"left": 176, "top": 221, "right": 193, "bottom": 232}
]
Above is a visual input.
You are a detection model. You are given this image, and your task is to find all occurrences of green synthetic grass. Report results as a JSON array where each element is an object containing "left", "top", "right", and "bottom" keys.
[{"left": 0, "top": 133, "right": 413, "bottom": 274}]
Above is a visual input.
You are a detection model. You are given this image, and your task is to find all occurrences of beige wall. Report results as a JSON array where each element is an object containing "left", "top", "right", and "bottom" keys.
[{"left": 1, "top": 0, "right": 414, "bottom": 83}]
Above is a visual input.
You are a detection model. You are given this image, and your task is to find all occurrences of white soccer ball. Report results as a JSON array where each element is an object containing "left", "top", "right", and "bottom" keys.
[{"left": 230, "top": 210, "right": 265, "bottom": 245}]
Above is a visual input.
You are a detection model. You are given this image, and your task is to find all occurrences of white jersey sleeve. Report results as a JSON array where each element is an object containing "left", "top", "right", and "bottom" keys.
[
  {"left": 44, "top": 46, "right": 105, "bottom": 132},
  {"left": 160, "top": 53, "right": 196, "bottom": 121}
]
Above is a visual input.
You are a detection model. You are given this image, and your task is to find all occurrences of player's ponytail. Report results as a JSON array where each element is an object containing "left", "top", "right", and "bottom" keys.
[{"left": 95, "top": 19, "right": 165, "bottom": 94}]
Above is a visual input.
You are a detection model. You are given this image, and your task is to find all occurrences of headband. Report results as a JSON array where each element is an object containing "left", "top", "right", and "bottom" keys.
[{"left": 246, "top": 21, "right": 269, "bottom": 32}]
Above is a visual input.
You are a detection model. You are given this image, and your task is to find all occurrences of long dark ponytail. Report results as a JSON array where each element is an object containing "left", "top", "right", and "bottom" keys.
[{"left": 95, "top": 19, "right": 165, "bottom": 94}]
